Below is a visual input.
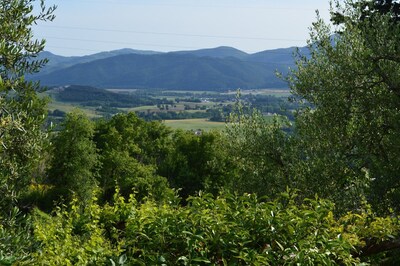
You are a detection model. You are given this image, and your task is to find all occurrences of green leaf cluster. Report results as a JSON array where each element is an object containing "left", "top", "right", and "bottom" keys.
[
  {"left": 47, "top": 110, "right": 99, "bottom": 203},
  {"left": 286, "top": 0, "right": 400, "bottom": 212},
  {"left": 223, "top": 98, "right": 293, "bottom": 198},
  {"left": 29, "top": 190, "right": 400, "bottom": 265},
  {"left": 94, "top": 112, "right": 174, "bottom": 203}
]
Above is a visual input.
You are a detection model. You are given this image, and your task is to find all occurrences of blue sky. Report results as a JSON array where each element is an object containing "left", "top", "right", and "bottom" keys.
[{"left": 34, "top": 0, "right": 332, "bottom": 56}]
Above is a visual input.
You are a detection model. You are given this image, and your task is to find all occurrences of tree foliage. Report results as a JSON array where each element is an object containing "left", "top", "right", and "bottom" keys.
[
  {"left": 0, "top": 0, "right": 55, "bottom": 210},
  {"left": 30, "top": 190, "right": 400, "bottom": 265},
  {"left": 158, "top": 129, "right": 231, "bottom": 199},
  {"left": 94, "top": 113, "right": 173, "bottom": 202},
  {"left": 287, "top": 0, "right": 400, "bottom": 212},
  {"left": 0, "top": 0, "right": 55, "bottom": 80},
  {"left": 0, "top": 0, "right": 55, "bottom": 263},
  {"left": 47, "top": 110, "right": 99, "bottom": 203},
  {"left": 223, "top": 98, "right": 293, "bottom": 198}
]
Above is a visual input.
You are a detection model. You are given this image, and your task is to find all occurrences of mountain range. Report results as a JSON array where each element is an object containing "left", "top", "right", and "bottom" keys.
[{"left": 32, "top": 46, "right": 309, "bottom": 91}]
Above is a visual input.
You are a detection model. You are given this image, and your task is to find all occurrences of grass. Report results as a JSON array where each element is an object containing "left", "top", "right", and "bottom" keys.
[
  {"left": 164, "top": 119, "right": 226, "bottom": 131},
  {"left": 124, "top": 105, "right": 157, "bottom": 112},
  {"left": 48, "top": 101, "right": 100, "bottom": 118},
  {"left": 39, "top": 91, "right": 101, "bottom": 118}
]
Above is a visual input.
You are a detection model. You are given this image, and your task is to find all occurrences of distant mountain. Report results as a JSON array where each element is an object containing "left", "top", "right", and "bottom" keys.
[
  {"left": 36, "top": 48, "right": 161, "bottom": 75},
  {"left": 33, "top": 46, "right": 309, "bottom": 90},
  {"left": 248, "top": 47, "right": 310, "bottom": 64},
  {"left": 173, "top": 46, "right": 249, "bottom": 59}
]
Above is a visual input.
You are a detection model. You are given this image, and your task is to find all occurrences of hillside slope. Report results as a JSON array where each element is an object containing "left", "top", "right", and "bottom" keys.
[
  {"left": 36, "top": 53, "right": 288, "bottom": 90},
  {"left": 32, "top": 46, "right": 311, "bottom": 90}
]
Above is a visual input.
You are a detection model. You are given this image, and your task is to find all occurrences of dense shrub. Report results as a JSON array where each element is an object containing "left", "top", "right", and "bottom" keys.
[{"left": 30, "top": 190, "right": 400, "bottom": 265}]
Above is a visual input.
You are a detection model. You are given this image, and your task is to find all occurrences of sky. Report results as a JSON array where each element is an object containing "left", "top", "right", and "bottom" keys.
[{"left": 33, "top": 0, "right": 332, "bottom": 56}]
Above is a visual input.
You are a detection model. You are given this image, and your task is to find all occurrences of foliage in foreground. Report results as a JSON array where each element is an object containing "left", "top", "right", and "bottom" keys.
[
  {"left": 30, "top": 190, "right": 400, "bottom": 265},
  {"left": 287, "top": 0, "right": 400, "bottom": 212}
]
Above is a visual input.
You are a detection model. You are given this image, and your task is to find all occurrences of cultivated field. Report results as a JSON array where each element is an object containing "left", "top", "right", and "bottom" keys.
[{"left": 163, "top": 119, "right": 226, "bottom": 131}]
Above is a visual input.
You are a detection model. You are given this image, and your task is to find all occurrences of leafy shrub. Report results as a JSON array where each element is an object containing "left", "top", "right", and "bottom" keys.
[
  {"left": 0, "top": 208, "right": 36, "bottom": 265},
  {"left": 29, "top": 190, "right": 400, "bottom": 265},
  {"left": 31, "top": 197, "right": 119, "bottom": 265}
]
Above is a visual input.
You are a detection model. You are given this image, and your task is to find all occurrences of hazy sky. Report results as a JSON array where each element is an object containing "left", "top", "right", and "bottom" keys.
[{"left": 34, "top": 0, "right": 332, "bottom": 56}]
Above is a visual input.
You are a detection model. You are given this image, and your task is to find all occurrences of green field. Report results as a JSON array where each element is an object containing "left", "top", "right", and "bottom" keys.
[
  {"left": 164, "top": 119, "right": 226, "bottom": 131},
  {"left": 124, "top": 105, "right": 158, "bottom": 112},
  {"left": 48, "top": 101, "right": 101, "bottom": 118},
  {"left": 224, "top": 88, "right": 291, "bottom": 97}
]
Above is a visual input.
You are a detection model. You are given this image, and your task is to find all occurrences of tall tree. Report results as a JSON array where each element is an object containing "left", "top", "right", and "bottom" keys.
[
  {"left": 288, "top": 0, "right": 400, "bottom": 212},
  {"left": 0, "top": 0, "right": 55, "bottom": 210},
  {"left": 0, "top": 1, "right": 55, "bottom": 263},
  {"left": 94, "top": 113, "right": 172, "bottom": 202},
  {"left": 47, "top": 111, "right": 99, "bottom": 203},
  {"left": 158, "top": 129, "right": 232, "bottom": 199},
  {"left": 223, "top": 103, "right": 293, "bottom": 199}
]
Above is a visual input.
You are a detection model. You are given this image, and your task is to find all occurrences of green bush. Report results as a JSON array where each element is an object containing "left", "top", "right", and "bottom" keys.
[
  {"left": 29, "top": 190, "right": 400, "bottom": 265},
  {"left": 31, "top": 197, "right": 119, "bottom": 265}
]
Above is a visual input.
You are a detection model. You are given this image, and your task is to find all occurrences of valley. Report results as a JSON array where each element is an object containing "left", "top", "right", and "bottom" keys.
[
  {"left": 34, "top": 45, "right": 302, "bottom": 130},
  {"left": 44, "top": 85, "right": 293, "bottom": 131}
]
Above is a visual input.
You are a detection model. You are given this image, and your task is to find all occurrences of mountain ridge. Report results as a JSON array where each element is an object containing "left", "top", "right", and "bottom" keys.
[{"left": 33, "top": 46, "right": 308, "bottom": 90}]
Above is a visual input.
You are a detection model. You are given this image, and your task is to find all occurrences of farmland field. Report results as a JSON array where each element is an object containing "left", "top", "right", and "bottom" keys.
[
  {"left": 164, "top": 119, "right": 226, "bottom": 131},
  {"left": 48, "top": 101, "right": 100, "bottom": 118}
]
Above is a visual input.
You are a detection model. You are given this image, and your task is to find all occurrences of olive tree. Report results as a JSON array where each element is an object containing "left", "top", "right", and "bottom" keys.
[
  {"left": 288, "top": 0, "right": 400, "bottom": 212},
  {"left": 0, "top": 0, "right": 55, "bottom": 263},
  {"left": 0, "top": 0, "right": 56, "bottom": 210},
  {"left": 47, "top": 111, "right": 100, "bottom": 203}
]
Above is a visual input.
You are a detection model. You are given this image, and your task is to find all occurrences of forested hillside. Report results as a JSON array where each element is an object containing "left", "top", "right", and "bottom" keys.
[
  {"left": 35, "top": 49, "right": 161, "bottom": 75},
  {"left": 52, "top": 85, "right": 153, "bottom": 107},
  {"left": 2, "top": 0, "right": 400, "bottom": 265},
  {"left": 34, "top": 53, "right": 287, "bottom": 90},
  {"left": 31, "top": 43, "right": 304, "bottom": 90},
  {"left": 30, "top": 44, "right": 303, "bottom": 90}
]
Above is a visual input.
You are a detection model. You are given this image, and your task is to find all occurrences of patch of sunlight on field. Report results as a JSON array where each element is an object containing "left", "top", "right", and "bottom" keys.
[
  {"left": 124, "top": 105, "right": 157, "bottom": 112},
  {"left": 164, "top": 119, "right": 226, "bottom": 131},
  {"left": 48, "top": 101, "right": 100, "bottom": 118}
]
